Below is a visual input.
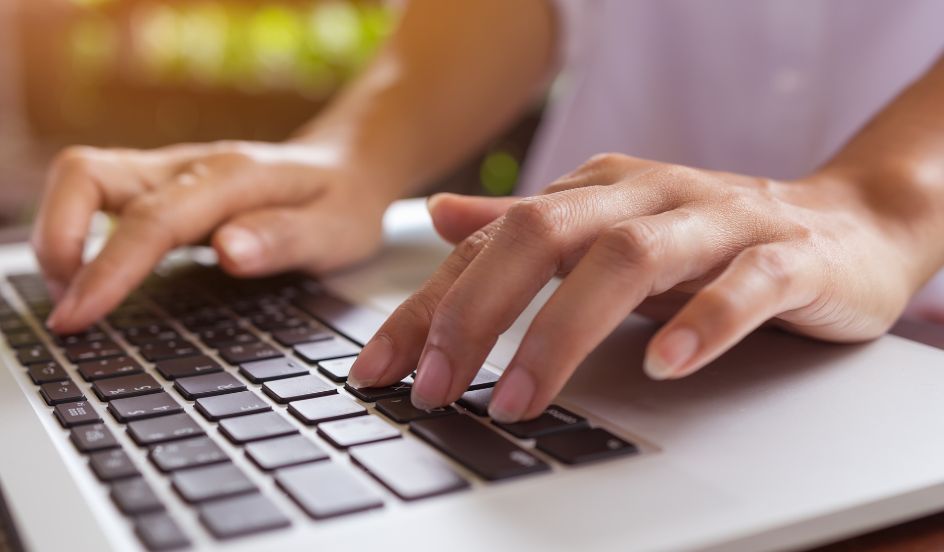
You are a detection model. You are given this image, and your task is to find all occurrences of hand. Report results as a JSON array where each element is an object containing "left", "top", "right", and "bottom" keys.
[
  {"left": 34, "top": 141, "right": 392, "bottom": 334},
  {"left": 348, "top": 153, "right": 922, "bottom": 422}
]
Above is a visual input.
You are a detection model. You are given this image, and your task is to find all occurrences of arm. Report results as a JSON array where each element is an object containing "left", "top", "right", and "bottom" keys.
[
  {"left": 35, "top": 0, "right": 556, "bottom": 333},
  {"left": 348, "top": 53, "right": 944, "bottom": 422}
]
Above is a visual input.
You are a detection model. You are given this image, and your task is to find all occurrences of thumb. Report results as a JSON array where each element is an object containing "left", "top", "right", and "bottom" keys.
[{"left": 427, "top": 193, "right": 518, "bottom": 244}]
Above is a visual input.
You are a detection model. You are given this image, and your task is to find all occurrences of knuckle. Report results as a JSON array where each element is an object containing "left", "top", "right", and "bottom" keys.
[
  {"left": 582, "top": 152, "right": 624, "bottom": 171},
  {"left": 502, "top": 197, "right": 564, "bottom": 241},
  {"left": 596, "top": 221, "right": 662, "bottom": 271},
  {"left": 50, "top": 146, "right": 97, "bottom": 179},
  {"left": 697, "top": 287, "right": 741, "bottom": 321},
  {"left": 393, "top": 292, "right": 439, "bottom": 330},
  {"left": 744, "top": 246, "right": 795, "bottom": 289},
  {"left": 123, "top": 194, "right": 173, "bottom": 234},
  {"left": 453, "top": 228, "right": 491, "bottom": 265}
]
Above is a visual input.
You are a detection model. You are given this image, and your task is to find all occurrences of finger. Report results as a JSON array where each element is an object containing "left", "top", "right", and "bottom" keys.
[
  {"left": 47, "top": 154, "right": 318, "bottom": 333},
  {"left": 487, "top": 209, "right": 750, "bottom": 422},
  {"left": 541, "top": 153, "right": 658, "bottom": 194},
  {"left": 409, "top": 182, "right": 680, "bottom": 410},
  {"left": 427, "top": 193, "right": 518, "bottom": 244},
  {"left": 644, "top": 243, "right": 818, "bottom": 380}
]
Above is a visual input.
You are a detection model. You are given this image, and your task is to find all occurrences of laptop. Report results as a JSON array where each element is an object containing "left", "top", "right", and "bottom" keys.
[{"left": 3, "top": 198, "right": 944, "bottom": 552}]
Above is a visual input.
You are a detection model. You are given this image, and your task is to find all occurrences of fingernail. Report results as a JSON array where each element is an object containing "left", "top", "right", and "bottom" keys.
[
  {"left": 348, "top": 338, "right": 393, "bottom": 388},
  {"left": 644, "top": 326, "right": 700, "bottom": 380},
  {"left": 488, "top": 368, "right": 535, "bottom": 423},
  {"left": 46, "top": 290, "right": 78, "bottom": 332},
  {"left": 219, "top": 227, "right": 263, "bottom": 268},
  {"left": 411, "top": 348, "right": 452, "bottom": 410},
  {"left": 425, "top": 193, "right": 449, "bottom": 213}
]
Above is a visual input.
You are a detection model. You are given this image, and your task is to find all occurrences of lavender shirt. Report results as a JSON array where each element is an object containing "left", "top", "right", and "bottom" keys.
[{"left": 519, "top": 0, "right": 944, "bottom": 318}]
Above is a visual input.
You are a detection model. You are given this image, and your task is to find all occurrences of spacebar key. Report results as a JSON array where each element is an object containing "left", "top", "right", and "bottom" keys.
[{"left": 410, "top": 415, "right": 549, "bottom": 481}]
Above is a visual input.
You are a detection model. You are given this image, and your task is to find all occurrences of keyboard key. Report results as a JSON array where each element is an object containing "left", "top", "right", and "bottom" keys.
[
  {"left": 318, "top": 416, "right": 400, "bottom": 449},
  {"left": 17, "top": 345, "right": 53, "bottom": 365},
  {"left": 344, "top": 380, "right": 412, "bottom": 402},
  {"left": 109, "top": 392, "right": 183, "bottom": 423},
  {"left": 288, "top": 395, "right": 365, "bottom": 425},
  {"left": 173, "top": 372, "right": 245, "bottom": 400},
  {"left": 26, "top": 361, "right": 68, "bottom": 384},
  {"left": 54, "top": 401, "right": 101, "bottom": 427},
  {"left": 134, "top": 512, "right": 191, "bottom": 551},
  {"left": 127, "top": 413, "right": 205, "bottom": 446},
  {"left": 77, "top": 355, "right": 143, "bottom": 381},
  {"left": 262, "top": 374, "right": 336, "bottom": 404},
  {"left": 0, "top": 316, "right": 28, "bottom": 333},
  {"left": 317, "top": 356, "right": 357, "bottom": 382},
  {"left": 123, "top": 324, "right": 180, "bottom": 346},
  {"left": 239, "top": 356, "right": 308, "bottom": 383},
  {"left": 198, "top": 326, "right": 256, "bottom": 348},
  {"left": 139, "top": 339, "right": 200, "bottom": 362},
  {"left": 411, "top": 415, "right": 549, "bottom": 481},
  {"left": 39, "top": 378, "right": 85, "bottom": 405},
  {"left": 155, "top": 355, "right": 221, "bottom": 380},
  {"left": 195, "top": 390, "right": 270, "bottom": 421},
  {"left": 64, "top": 340, "right": 124, "bottom": 363},
  {"left": 294, "top": 292, "right": 385, "bottom": 345},
  {"left": 277, "top": 461, "right": 382, "bottom": 519},
  {"left": 92, "top": 373, "right": 162, "bottom": 402},
  {"left": 89, "top": 449, "right": 139, "bottom": 481},
  {"left": 150, "top": 436, "right": 228, "bottom": 472},
  {"left": 111, "top": 478, "right": 164, "bottom": 515},
  {"left": 535, "top": 428, "right": 639, "bottom": 465},
  {"left": 494, "top": 405, "right": 588, "bottom": 439},
  {"left": 271, "top": 325, "right": 333, "bottom": 346},
  {"left": 5, "top": 330, "right": 40, "bottom": 348},
  {"left": 457, "top": 388, "right": 493, "bottom": 416},
  {"left": 294, "top": 337, "right": 360, "bottom": 364},
  {"left": 469, "top": 368, "right": 500, "bottom": 390},
  {"left": 376, "top": 397, "right": 456, "bottom": 423},
  {"left": 53, "top": 327, "right": 109, "bottom": 347},
  {"left": 351, "top": 439, "right": 469, "bottom": 500},
  {"left": 198, "top": 492, "right": 290, "bottom": 540},
  {"left": 171, "top": 463, "right": 256, "bottom": 503},
  {"left": 218, "top": 342, "right": 281, "bottom": 365},
  {"left": 245, "top": 435, "right": 329, "bottom": 471},
  {"left": 219, "top": 411, "right": 298, "bottom": 444},
  {"left": 70, "top": 423, "right": 120, "bottom": 453}
]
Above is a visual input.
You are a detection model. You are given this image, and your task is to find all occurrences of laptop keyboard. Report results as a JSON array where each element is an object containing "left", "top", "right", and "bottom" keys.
[{"left": 0, "top": 267, "right": 640, "bottom": 550}]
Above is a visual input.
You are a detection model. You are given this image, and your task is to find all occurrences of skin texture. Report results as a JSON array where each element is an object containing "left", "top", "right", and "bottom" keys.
[{"left": 32, "top": 0, "right": 944, "bottom": 423}]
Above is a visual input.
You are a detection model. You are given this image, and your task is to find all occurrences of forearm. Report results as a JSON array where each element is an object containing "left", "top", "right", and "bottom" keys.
[
  {"left": 818, "top": 53, "right": 944, "bottom": 289},
  {"left": 292, "top": 0, "right": 556, "bottom": 203}
]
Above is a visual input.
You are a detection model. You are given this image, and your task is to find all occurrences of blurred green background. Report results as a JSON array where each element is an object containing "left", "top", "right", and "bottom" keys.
[{"left": 0, "top": 0, "right": 540, "bottom": 228}]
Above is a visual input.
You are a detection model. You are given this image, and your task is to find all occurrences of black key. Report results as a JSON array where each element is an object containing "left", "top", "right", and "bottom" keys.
[
  {"left": 294, "top": 292, "right": 385, "bottom": 345},
  {"left": 134, "top": 512, "right": 191, "bottom": 551},
  {"left": 54, "top": 401, "right": 101, "bottom": 427},
  {"left": 262, "top": 375, "right": 336, "bottom": 404},
  {"left": 52, "top": 328, "right": 108, "bottom": 347},
  {"left": 155, "top": 355, "right": 221, "bottom": 380},
  {"left": 198, "top": 492, "right": 290, "bottom": 540},
  {"left": 219, "top": 411, "right": 298, "bottom": 444},
  {"left": 198, "top": 327, "right": 256, "bottom": 348},
  {"left": 317, "top": 356, "right": 357, "bottom": 382},
  {"left": 288, "top": 395, "right": 365, "bottom": 425},
  {"left": 351, "top": 439, "right": 468, "bottom": 500},
  {"left": 92, "top": 373, "right": 162, "bottom": 402},
  {"left": 217, "top": 341, "right": 281, "bottom": 365},
  {"left": 344, "top": 379, "right": 412, "bottom": 402},
  {"left": 5, "top": 330, "right": 39, "bottom": 348},
  {"left": 276, "top": 462, "right": 382, "bottom": 519},
  {"left": 127, "top": 413, "right": 205, "bottom": 446},
  {"left": 271, "top": 325, "right": 333, "bottom": 347},
  {"left": 376, "top": 397, "right": 456, "bottom": 423},
  {"left": 40, "top": 378, "right": 85, "bottom": 405},
  {"left": 109, "top": 392, "right": 183, "bottom": 423},
  {"left": 27, "top": 361, "right": 68, "bottom": 384},
  {"left": 469, "top": 368, "right": 500, "bottom": 390},
  {"left": 245, "top": 435, "right": 328, "bottom": 471},
  {"left": 111, "top": 478, "right": 164, "bottom": 515},
  {"left": 150, "top": 436, "right": 228, "bottom": 472},
  {"left": 77, "top": 355, "right": 143, "bottom": 381},
  {"left": 317, "top": 416, "right": 400, "bottom": 449},
  {"left": 411, "top": 415, "right": 549, "bottom": 481},
  {"left": 171, "top": 463, "right": 256, "bottom": 503},
  {"left": 70, "top": 423, "right": 119, "bottom": 453},
  {"left": 17, "top": 345, "right": 52, "bottom": 365},
  {"left": 494, "top": 405, "right": 588, "bottom": 439},
  {"left": 122, "top": 322, "right": 176, "bottom": 341},
  {"left": 294, "top": 337, "right": 360, "bottom": 364},
  {"left": 249, "top": 311, "right": 308, "bottom": 332},
  {"left": 0, "top": 316, "right": 28, "bottom": 333},
  {"left": 535, "top": 427, "right": 639, "bottom": 464},
  {"left": 64, "top": 340, "right": 124, "bottom": 363},
  {"left": 139, "top": 340, "right": 200, "bottom": 362},
  {"left": 457, "top": 388, "right": 493, "bottom": 416},
  {"left": 89, "top": 449, "right": 139, "bottom": 481},
  {"left": 173, "top": 372, "right": 245, "bottom": 400},
  {"left": 239, "top": 356, "right": 310, "bottom": 384},
  {"left": 195, "top": 390, "right": 270, "bottom": 421}
]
